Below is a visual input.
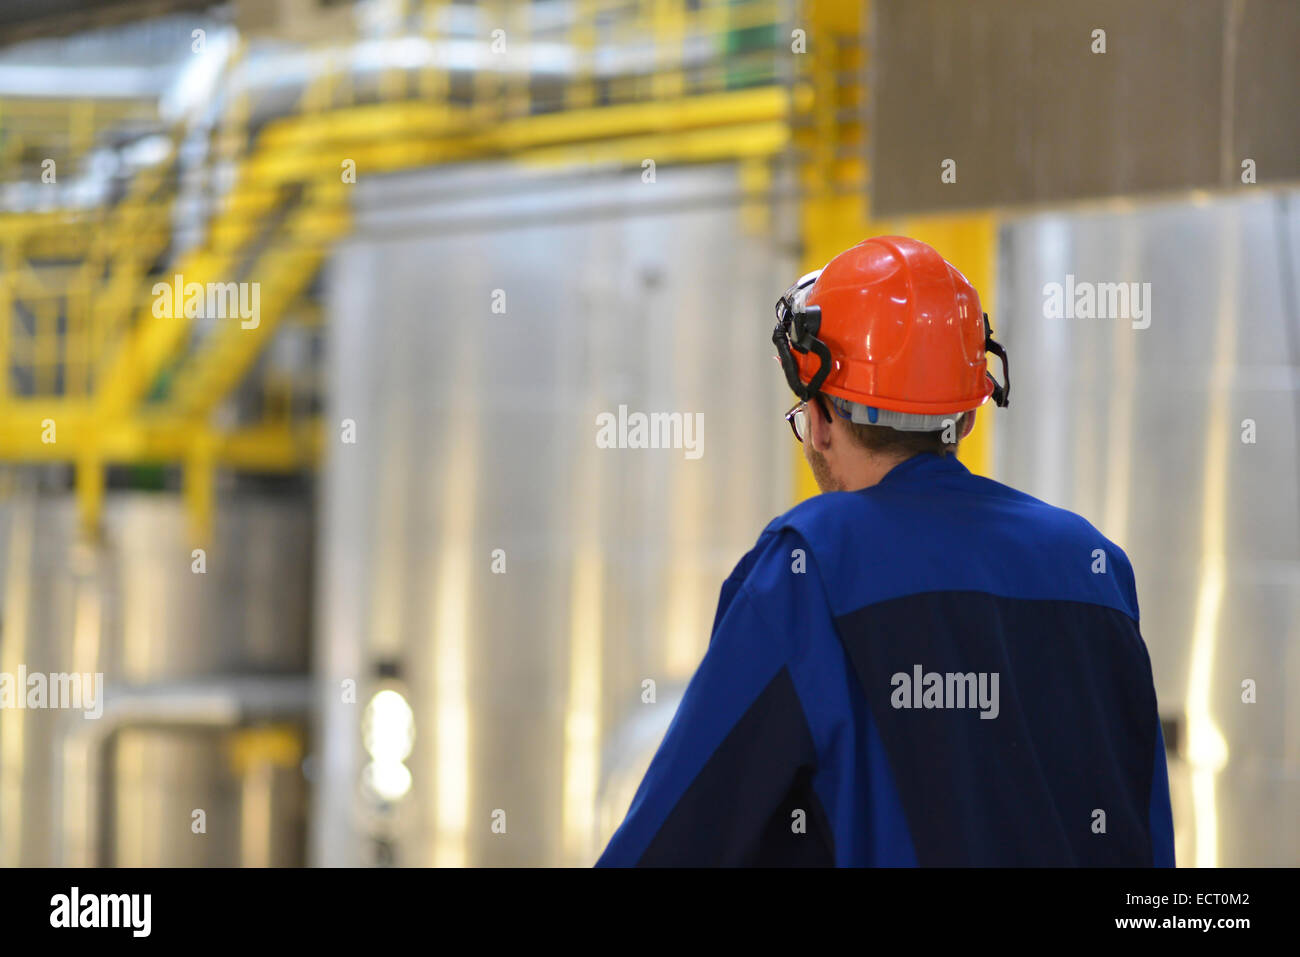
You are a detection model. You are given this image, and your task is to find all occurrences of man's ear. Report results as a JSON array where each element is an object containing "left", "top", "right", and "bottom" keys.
[
  {"left": 959, "top": 408, "right": 977, "bottom": 440},
  {"left": 807, "top": 396, "right": 835, "bottom": 451}
]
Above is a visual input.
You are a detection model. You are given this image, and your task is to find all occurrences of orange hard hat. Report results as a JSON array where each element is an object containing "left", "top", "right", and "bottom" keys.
[{"left": 773, "top": 236, "right": 1009, "bottom": 417}]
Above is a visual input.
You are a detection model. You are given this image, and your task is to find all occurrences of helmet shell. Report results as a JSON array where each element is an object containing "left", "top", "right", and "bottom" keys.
[{"left": 796, "top": 236, "right": 993, "bottom": 414}]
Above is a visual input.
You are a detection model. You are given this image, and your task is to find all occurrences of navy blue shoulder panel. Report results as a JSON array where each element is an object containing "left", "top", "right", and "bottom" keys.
[{"left": 836, "top": 590, "right": 1159, "bottom": 865}]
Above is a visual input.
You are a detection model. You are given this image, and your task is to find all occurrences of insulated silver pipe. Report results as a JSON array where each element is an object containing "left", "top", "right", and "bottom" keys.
[{"left": 59, "top": 676, "right": 310, "bottom": 867}]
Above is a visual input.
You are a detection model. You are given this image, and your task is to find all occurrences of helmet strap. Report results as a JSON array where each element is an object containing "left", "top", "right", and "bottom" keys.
[
  {"left": 773, "top": 302, "right": 831, "bottom": 400},
  {"left": 983, "top": 313, "right": 1011, "bottom": 407}
]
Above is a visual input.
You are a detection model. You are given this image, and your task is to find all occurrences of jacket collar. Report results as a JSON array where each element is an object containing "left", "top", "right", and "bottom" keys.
[{"left": 875, "top": 452, "right": 969, "bottom": 488}]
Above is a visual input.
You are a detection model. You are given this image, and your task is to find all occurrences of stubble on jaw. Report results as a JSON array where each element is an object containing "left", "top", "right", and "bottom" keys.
[{"left": 807, "top": 448, "right": 844, "bottom": 492}]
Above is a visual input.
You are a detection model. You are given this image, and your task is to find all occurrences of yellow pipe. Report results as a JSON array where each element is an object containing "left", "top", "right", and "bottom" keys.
[{"left": 257, "top": 86, "right": 792, "bottom": 159}]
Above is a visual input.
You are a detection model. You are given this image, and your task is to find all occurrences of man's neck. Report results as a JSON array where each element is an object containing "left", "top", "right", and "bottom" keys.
[{"left": 838, "top": 451, "right": 914, "bottom": 492}]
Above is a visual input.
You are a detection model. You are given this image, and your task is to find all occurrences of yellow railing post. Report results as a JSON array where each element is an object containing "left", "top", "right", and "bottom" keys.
[
  {"left": 75, "top": 448, "right": 104, "bottom": 542},
  {"left": 184, "top": 431, "right": 217, "bottom": 546},
  {"left": 0, "top": 237, "right": 14, "bottom": 405}
]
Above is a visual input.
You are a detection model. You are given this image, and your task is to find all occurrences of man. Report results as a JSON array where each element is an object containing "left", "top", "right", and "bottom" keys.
[{"left": 596, "top": 236, "right": 1174, "bottom": 866}]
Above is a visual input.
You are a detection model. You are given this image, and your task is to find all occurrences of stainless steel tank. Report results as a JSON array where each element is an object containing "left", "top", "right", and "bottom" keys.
[
  {"left": 994, "top": 189, "right": 1300, "bottom": 866},
  {"left": 315, "top": 161, "right": 795, "bottom": 866},
  {"left": 0, "top": 489, "right": 313, "bottom": 866}
]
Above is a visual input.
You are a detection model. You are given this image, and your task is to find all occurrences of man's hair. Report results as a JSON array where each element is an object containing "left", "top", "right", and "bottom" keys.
[{"left": 817, "top": 396, "right": 966, "bottom": 457}]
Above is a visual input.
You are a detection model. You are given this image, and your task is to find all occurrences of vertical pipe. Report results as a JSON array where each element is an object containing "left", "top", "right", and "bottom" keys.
[
  {"left": 0, "top": 238, "right": 14, "bottom": 405},
  {"left": 419, "top": 1, "right": 449, "bottom": 105},
  {"left": 0, "top": 499, "right": 35, "bottom": 864}
]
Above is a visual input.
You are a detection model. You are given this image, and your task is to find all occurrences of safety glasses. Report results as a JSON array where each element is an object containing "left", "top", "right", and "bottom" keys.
[
  {"left": 784, "top": 401, "right": 809, "bottom": 443},
  {"left": 783, "top": 396, "right": 836, "bottom": 443}
]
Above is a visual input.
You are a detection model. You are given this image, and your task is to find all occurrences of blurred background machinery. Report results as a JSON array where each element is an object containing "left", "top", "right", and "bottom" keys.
[{"left": 0, "top": 0, "right": 1296, "bottom": 867}]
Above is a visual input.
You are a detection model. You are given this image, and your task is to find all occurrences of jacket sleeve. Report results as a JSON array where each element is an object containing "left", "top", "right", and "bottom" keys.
[
  {"left": 1149, "top": 718, "right": 1176, "bottom": 866},
  {"left": 596, "top": 529, "right": 835, "bottom": 866},
  {"left": 1128, "top": 563, "right": 1173, "bottom": 868}
]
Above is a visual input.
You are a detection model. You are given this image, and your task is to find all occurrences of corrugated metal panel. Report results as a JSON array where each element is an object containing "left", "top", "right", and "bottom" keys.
[{"left": 871, "top": 0, "right": 1300, "bottom": 215}]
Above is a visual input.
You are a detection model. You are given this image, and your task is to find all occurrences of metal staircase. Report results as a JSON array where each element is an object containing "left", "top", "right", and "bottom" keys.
[{"left": 0, "top": 0, "right": 806, "bottom": 538}]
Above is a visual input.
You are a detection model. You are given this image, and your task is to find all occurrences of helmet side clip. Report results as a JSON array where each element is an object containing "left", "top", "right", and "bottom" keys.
[
  {"left": 982, "top": 313, "right": 1011, "bottom": 408},
  {"left": 773, "top": 281, "right": 832, "bottom": 403}
]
